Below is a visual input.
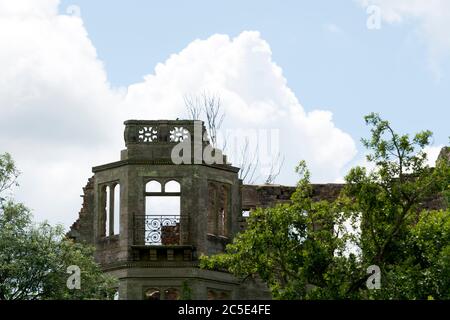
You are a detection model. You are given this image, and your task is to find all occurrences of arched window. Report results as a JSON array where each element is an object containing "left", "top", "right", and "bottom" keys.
[
  {"left": 146, "top": 180, "right": 162, "bottom": 193},
  {"left": 145, "top": 288, "right": 161, "bottom": 300},
  {"left": 165, "top": 180, "right": 180, "bottom": 193},
  {"left": 218, "top": 291, "right": 230, "bottom": 300},
  {"left": 207, "top": 289, "right": 217, "bottom": 300},
  {"left": 207, "top": 289, "right": 230, "bottom": 300},
  {"left": 164, "top": 288, "right": 180, "bottom": 300}
]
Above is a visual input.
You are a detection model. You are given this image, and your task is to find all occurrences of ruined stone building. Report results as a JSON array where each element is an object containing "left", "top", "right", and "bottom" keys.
[{"left": 68, "top": 120, "right": 449, "bottom": 300}]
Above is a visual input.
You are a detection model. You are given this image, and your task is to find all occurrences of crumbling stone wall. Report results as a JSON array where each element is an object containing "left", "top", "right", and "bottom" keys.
[
  {"left": 241, "top": 183, "right": 344, "bottom": 210},
  {"left": 241, "top": 182, "right": 446, "bottom": 213},
  {"left": 68, "top": 176, "right": 95, "bottom": 244},
  {"left": 68, "top": 176, "right": 123, "bottom": 265},
  {"left": 70, "top": 180, "right": 447, "bottom": 247},
  {"left": 438, "top": 147, "right": 450, "bottom": 165}
]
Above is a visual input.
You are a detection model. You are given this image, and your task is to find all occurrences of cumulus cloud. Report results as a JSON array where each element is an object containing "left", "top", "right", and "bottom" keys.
[
  {"left": 0, "top": 0, "right": 123, "bottom": 227},
  {"left": 125, "top": 31, "right": 357, "bottom": 184},
  {"left": 424, "top": 145, "right": 444, "bottom": 166},
  {"left": 0, "top": 0, "right": 357, "bottom": 228},
  {"left": 357, "top": 0, "right": 450, "bottom": 74}
]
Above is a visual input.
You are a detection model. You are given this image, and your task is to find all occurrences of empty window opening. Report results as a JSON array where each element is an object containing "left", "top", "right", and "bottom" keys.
[
  {"left": 99, "top": 183, "right": 120, "bottom": 238},
  {"left": 145, "top": 288, "right": 161, "bottom": 300},
  {"left": 164, "top": 288, "right": 180, "bottom": 300},
  {"left": 165, "top": 180, "right": 181, "bottom": 192},
  {"left": 218, "top": 208, "right": 225, "bottom": 236},
  {"left": 218, "top": 185, "right": 229, "bottom": 237},
  {"left": 207, "top": 289, "right": 230, "bottom": 300},
  {"left": 207, "top": 183, "right": 217, "bottom": 235},
  {"left": 242, "top": 210, "right": 251, "bottom": 217},
  {"left": 145, "top": 196, "right": 180, "bottom": 215},
  {"left": 207, "top": 182, "right": 230, "bottom": 237},
  {"left": 207, "top": 290, "right": 217, "bottom": 300},
  {"left": 218, "top": 291, "right": 230, "bottom": 300},
  {"left": 105, "top": 185, "right": 110, "bottom": 236},
  {"left": 99, "top": 185, "right": 107, "bottom": 237},
  {"left": 143, "top": 180, "right": 181, "bottom": 245},
  {"left": 113, "top": 184, "right": 120, "bottom": 235},
  {"left": 146, "top": 180, "right": 162, "bottom": 193},
  {"left": 145, "top": 196, "right": 180, "bottom": 245}
]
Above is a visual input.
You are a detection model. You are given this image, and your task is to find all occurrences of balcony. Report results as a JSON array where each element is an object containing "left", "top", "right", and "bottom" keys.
[{"left": 134, "top": 214, "right": 187, "bottom": 245}]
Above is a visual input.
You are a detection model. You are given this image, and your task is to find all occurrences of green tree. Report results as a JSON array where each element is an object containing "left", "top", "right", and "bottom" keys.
[
  {"left": 201, "top": 161, "right": 356, "bottom": 299},
  {"left": 0, "top": 153, "right": 117, "bottom": 300},
  {"left": 343, "top": 113, "right": 450, "bottom": 298},
  {"left": 373, "top": 209, "right": 450, "bottom": 299},
  {"left": 201, "top": 114, "right": 450, "bottom": 300}
]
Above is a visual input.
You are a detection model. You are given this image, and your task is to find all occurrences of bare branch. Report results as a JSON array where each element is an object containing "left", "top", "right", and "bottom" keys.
[
  {"left": 183, "top": 94, "right": 202, "bottom": 120},
  {"left": 202, "top": 91, "right": 225, "bottom": 148},
  {"left": 264, "top": 152, "right": 285, "bottom": 184},
  {"left": 183, "top": 92, "right": 285, "bottom": 185},
  {"left": 183, "top": 91, "right": 226, "bottom": 149},
  {"left": 238, "top": 138, "right": 259, "bottom": 184}
]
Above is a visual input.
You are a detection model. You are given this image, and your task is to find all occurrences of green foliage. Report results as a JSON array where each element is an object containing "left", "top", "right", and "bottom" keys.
[
  {"left": 181, "top": 281, "right": 193, "bottom": 300},
  {"left": 0, "top": 153, "right": 117, "bottom": 300},
  {"left": 344, "top": 113, "right": 450, "bottom": 294},
  {"left": 201, "top": 114, "right": 450, "bottom": 300},
  {"left": 201, "top": 161, "right": 355, "bottom": 299},
  {"left": 0, "top": 153, "right": 19, "bottom": 204},
  {"left": 368, "top": 209, "right": 450, "bottom": 299}
]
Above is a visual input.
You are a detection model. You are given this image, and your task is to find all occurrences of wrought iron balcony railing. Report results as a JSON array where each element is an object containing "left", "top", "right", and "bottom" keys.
[{"left": 134, "top": 215, "right": 186, "bottom": 245}]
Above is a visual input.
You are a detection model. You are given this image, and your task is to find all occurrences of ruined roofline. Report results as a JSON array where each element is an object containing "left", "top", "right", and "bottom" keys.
[
  {"left": 120, "top": 118, "right": 236, "bottom": 168},
  {"left": 91, "top": 158, "right": 240, "bottom": 173},
  {"left": 243, "top": 183, "right": 345, "bottom": 188},
  {"left": 124, "top": 119, "right": 204, "bottom": 126},
  {"left": 243, "top": 145, "right": 450, "bottom": 190}
]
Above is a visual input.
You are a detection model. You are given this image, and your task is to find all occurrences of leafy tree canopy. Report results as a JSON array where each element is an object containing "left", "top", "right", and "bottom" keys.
[{"left": 0, "top": 153, "right": 117, "bottom": 300}]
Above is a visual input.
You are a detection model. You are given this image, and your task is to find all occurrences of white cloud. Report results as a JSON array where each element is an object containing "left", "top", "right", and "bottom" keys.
[
  {"left": 0, "top": 0, "right": 123, "bottom": 227},
  {"left": 424, "top": 145, "right": 443, "bottom": 166},
  {"left": 125, "top": 31, "right": 357, "bottom": 184},
  {"left": 357, "top": 0, "right": 450, "bottom": 75},
  {"left": 0, "top": 0, "right": 59, "bottom": 18},
  {"left": 0, "top": 0, "right": 357, "bottom": 228}
]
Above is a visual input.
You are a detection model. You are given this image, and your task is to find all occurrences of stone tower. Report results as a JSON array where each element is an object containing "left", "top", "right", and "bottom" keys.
[{"left": 69, "top": 120, "right": 269, "bottom": 300}]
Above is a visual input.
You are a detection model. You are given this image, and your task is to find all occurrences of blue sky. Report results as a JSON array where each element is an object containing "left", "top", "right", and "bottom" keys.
[
  {"left": 59, "top": 0, "right": 450, "bottom": 146},
  {"left": 1, "top": 0, "right": 449, "bottom": 227}
]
